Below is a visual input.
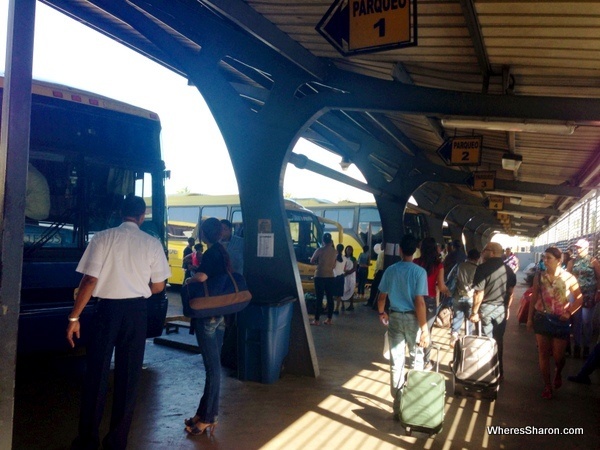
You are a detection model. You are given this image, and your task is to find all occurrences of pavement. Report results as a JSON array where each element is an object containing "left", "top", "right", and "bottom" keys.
[{"left": 12, "top": 275, "right": 600, "bottom": 449}]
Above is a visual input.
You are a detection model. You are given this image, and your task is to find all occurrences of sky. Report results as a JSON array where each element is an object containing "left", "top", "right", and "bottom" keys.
[{"left": 0, "top": 2, "right": 375, "bottom": 203}]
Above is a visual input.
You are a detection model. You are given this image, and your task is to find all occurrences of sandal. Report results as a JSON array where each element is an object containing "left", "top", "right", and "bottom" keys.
[
  {"left": 553, "top": 373, "right": 562, "bottom": 390},
  {"left": 541, "top": 385, "right": 553, "bottom": 400},
  {"left": 185, "top": 422, "right": 217, "bottom": 436},
  {"left": 184, "top": 417, "right": 199, "bottom": 427}
]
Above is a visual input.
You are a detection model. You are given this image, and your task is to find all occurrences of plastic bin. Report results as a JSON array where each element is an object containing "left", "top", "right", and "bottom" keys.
[{"left": 237, "top": 297, "right": 296, "bottom": 384}]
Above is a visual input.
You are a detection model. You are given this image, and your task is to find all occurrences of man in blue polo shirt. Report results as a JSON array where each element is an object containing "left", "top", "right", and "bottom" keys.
[{"left": 377, "top": 234, "right": 429, "bottom": 419}]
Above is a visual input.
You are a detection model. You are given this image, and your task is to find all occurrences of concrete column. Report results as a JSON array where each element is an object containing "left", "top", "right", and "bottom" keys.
[{"left": 0, "top": 0, "right": 36, "bottom": 447}]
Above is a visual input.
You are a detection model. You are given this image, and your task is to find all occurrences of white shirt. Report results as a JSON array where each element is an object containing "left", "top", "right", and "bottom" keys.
[{"left": 76, "top": 221, "right": 171, "bottom": 299}]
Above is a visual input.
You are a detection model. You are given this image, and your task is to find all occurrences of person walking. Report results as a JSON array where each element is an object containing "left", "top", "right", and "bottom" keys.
[
  {"left": 184, "top": 218, "right": 232, "bottom": 436},
  {"left": 341, "top": 245, "right": 357, "bottom": 311},
  {"left": 220, "top": 219, "right": 244, "bottom": 274},
  {"left": 527, "top": 246, "right": 583, "bottom": 399},
  {"left": 450, "top": 249, "right": 480, "bottom": 347},
  {"left": 470, "top": 242, "right": 517, "bottom": 381},
  {"left": 377, "top": 234, "right": 429, "bottom": 420},
  {"left": 310, "top": 233, "right": 337, "bottom": 325},
  {"left": 356, "top": 245, "right": 370, "bottom": 300},
  {"left": 67, "top": 194, "right": 171, "bottom": 450},
  {"left": 567, "top": 238, "right": 600, "bottom": 358}
]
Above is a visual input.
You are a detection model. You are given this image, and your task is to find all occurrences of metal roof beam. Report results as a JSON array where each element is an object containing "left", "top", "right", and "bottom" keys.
[
  {"left": 322, "top": 70, "right": 600, "bottom": 123},
  {"left": 494, "top": 179, "right": 583, "bottom": 198},
  {"left": 198, "top": 0, "right": 328, "bottom": 80},
  {"left": 459, "top": 0, "right": 493, "bottom": 86}
]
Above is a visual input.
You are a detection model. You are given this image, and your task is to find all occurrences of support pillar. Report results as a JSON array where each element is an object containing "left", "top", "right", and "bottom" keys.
[{"left": 0, "top": 0, "right": 36, "bottom": 446}]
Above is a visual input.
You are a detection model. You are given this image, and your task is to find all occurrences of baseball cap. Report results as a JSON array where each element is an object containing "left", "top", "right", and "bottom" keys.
[{"left": 574, "top": 238, "right": 589, "bottom": 249}]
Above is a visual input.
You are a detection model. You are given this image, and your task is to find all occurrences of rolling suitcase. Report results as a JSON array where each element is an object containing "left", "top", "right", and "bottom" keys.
[
  {"left": 451, "top": 322, "right": 500, "bottom": 400},
  {"left": 399, "top": 345, "right": 445, "bottom": 436}
]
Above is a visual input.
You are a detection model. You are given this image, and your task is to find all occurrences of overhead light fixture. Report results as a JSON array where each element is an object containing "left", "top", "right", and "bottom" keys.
[
  {"left": 441, "top": 119, "right": 576, "bottom": 135},
  {"left": 509, "top": 197, "right": 522, "bottom": 205},
  {"left": 502, "top": 153, "right": 523, "bottom": 171},
  {"left": 339, "top": 156, "right": 351, "bottom": 171}
]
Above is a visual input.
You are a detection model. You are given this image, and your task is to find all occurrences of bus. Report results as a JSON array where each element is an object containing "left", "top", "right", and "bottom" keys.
[
  {"left": 294, "top": 199, "right": 429, "bottom": 279},
  {"left": 2, "top": 78, "right": 169, "bottom": 353},
  {"left": 163, "top": 194, "right": 326, "bottom": 292}
]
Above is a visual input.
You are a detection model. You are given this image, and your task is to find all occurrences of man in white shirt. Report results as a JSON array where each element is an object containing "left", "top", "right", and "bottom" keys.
[{"left": 67, "top": 194, "right": 171, "bottom": 450}]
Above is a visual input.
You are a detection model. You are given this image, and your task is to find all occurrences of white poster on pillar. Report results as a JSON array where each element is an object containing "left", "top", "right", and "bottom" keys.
[{"left": 257, "top": 233, "right": 274, "bottom": 257}]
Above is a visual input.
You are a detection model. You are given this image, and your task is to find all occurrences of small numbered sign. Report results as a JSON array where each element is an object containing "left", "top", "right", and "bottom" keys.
[
  {"left": 473, "top": 171, "right": 496, "bottom": 191},
  {"left": 487, "top": 196, "right": 504, "bottom": 210}
]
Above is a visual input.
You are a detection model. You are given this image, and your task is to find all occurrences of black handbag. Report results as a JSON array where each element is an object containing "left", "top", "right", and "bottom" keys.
[
  {"left": 181, "top": 271, "right": 252, "bottom": 318},
  {"left": 533, "top": 311, "right": 570, "bottom": 337}
]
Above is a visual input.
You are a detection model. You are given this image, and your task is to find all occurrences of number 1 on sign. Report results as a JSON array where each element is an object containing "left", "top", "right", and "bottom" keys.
[{"left": 373, "top": 18, "right": 385, "bottom": 37}]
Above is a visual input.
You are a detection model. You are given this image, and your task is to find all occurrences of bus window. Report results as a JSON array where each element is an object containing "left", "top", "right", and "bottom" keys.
[
  {"left": 324, "top": 208, "right": 354, "bottom": 230},
  {"left": 169, "top": 206, "right": 200, "bottom": 223},
  {"left": 231, "top": 208, "right": 243, "bottom": 236},
  {"left": 287, "top": 210, "right": 321, "bottom": 264},
  {"left": 201, "top": 205, "right": 228, "bottom": 220}
]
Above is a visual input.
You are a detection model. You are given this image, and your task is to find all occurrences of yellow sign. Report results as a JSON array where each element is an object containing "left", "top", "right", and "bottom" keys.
[
  {"left": 497, "top": 213, "right": 510, "bottom": 224},
  {"left": 450, "top": 137, "right": 482, "bottom": 165},
  {"left": 349, "top": 0, "right": 411, "bottom": 50},
  {"left": 488, "top": 196, "right": 504, "bottom": 211},
  {"left": 473, "top": 171, "right": 496, "bottom": 190}
]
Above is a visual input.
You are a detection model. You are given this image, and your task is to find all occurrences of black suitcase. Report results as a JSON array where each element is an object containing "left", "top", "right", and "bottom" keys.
[{"left": 450, "top": 322, "right": 500, "bottom": 400}]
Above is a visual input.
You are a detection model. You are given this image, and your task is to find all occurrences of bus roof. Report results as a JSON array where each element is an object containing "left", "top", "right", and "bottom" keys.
[
  {"left": 166, "top": 194, "right": 313, "bottom": 213},
  {"left": 0, "top": 77, "right": 160, "bottom": 121}
]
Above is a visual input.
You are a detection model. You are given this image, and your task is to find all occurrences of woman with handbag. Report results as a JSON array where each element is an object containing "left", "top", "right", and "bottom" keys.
[
  {"left": 184, "top": 217, "right": 231, "bottom": 435},
  {"left": 414, "top": 237, "right": 451, "bottom": 367},
  {"left": 527, "top": 246, "right": 583, "bottom": 399}
]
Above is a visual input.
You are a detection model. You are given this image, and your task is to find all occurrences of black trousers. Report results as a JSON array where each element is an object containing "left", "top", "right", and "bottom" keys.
[
  {"left": 72, "top": 298, "right": 147, "bottom": 450},
  {"left": 367, "top": 270, "right": 383, "bottom": 306},
  {"left": 314, "top": 277, "right": 335, "bottom": 321}
]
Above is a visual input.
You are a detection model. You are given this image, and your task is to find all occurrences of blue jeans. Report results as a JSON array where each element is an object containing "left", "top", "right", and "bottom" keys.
[
  {"left": 192, "top": 316, "right": 225, "bottom": 423},
  {"left": 480, "top": 303, "right": 507, "bottom": 376},
  {"left": 452, "top": 297, "right": 473, "bottom": 335},
  {"left": 388, "top": 311, "right": 420, "bottom": 415},
  {"left": 573, "top": 303, "right": 600, "bottom": 347}
]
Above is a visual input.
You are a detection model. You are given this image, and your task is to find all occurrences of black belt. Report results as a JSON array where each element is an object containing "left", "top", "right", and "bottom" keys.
[
  {"left": 390, "top": 309, "right": 415, "bottom": 314},
  {"left": 97, "top": 296, "right": 145, "bottom": 301}
]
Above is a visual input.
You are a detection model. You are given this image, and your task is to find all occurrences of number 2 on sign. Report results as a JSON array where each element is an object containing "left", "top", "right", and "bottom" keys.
[{"left": 373, "top": 19, "right": 385, "bottom": 37}]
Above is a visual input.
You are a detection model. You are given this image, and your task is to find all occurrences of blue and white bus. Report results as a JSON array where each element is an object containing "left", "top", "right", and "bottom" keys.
[{"left": 1, "top": 78, "right": 169, "bottom": 353}]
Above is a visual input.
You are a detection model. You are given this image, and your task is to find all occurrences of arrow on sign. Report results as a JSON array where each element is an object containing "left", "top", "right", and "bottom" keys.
[{"left": 318, "top": 0, "right": 350, "bottom": 52}]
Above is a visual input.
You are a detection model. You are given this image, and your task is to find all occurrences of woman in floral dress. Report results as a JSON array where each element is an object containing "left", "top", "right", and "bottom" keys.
[{"left": 527, "top": 247, "right": 583, "bottom": 399}]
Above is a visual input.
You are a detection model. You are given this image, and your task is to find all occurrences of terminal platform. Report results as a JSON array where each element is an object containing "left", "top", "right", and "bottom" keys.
[{"left": 13, "top": 275, "right": 599, "bottom": 449}]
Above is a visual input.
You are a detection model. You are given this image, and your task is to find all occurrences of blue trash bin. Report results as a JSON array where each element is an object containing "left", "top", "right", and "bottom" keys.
[{"left": 237, "top": 297, "right": 296, "bottom": 384}]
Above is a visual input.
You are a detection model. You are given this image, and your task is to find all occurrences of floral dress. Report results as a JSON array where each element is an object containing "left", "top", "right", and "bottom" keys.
[
  {"left": 571, "top": 256, "right": 598, "bottom": 308},
  {"left": 535, "top": 269, "right": 570, "bottom": 316}
]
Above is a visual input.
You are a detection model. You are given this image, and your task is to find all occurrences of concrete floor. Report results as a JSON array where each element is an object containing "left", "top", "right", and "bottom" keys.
[{"left": 13, "top": 276, "right": 600, "bottom": 449}]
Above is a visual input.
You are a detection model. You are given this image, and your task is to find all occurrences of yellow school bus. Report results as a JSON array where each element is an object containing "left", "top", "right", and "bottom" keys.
[
  {"left": 163, "top": 194, "right": 332, "bottom": 292},
  {"left": 294, "top": 199, "right": 429, "bottom": 280}
]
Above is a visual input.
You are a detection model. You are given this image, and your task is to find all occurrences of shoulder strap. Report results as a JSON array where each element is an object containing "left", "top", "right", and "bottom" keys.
[{"left": 535, "top": 271, "right": 550, "bottom": 313}]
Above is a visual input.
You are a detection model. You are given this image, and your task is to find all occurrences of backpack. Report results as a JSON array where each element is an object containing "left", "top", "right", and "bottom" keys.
[{"left": 445, "top": 263, "right": 459, "bottom": 297}]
